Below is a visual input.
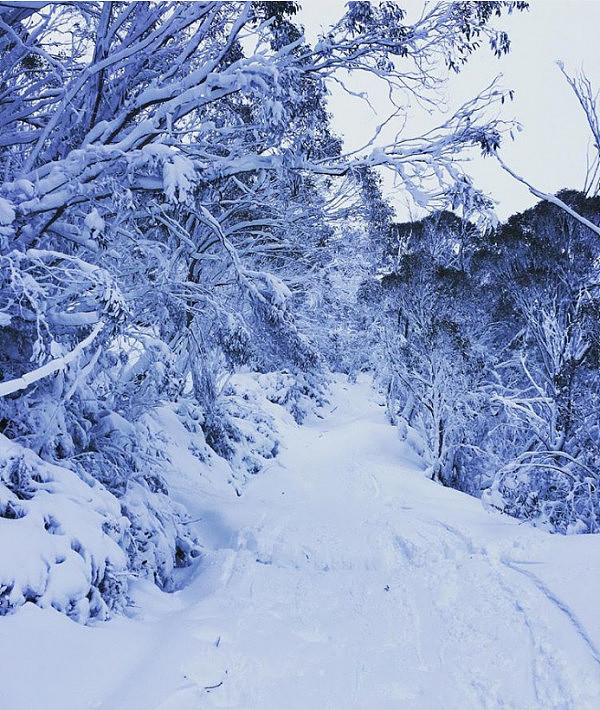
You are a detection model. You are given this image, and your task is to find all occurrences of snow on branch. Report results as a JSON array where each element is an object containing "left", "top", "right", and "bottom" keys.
[
  {"left": 0, "top": 321, "right": 104, "bottom": 397},
  {"left": 495, "top": 152, "right": 600, "bottom": 238}
]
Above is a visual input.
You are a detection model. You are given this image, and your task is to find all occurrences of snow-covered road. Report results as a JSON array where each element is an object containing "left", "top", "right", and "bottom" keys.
[{"left": 2, "top": 377, "right": 600, "bottom": 709}]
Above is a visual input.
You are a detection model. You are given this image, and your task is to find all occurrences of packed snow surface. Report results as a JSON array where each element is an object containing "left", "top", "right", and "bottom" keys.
[{"left": 2, "top": 376, "right": 600, "bottom": 709}]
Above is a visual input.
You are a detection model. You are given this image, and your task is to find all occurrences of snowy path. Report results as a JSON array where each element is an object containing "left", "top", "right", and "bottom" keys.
[{"left": 3, "top": 377, "right": 600, "bottom": 709}]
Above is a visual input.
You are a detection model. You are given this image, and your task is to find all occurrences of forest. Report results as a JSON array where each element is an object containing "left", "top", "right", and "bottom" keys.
[{"left": 1, "top": 0, "right": 599, "bottom": 636}]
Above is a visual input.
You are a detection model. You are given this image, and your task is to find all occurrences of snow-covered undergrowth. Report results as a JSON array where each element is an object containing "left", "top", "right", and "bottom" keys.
[
  {"left": 2, "top": 376, "right": 600, "bottom": 710},
  {"left": 0, "top": 434, "right": 127, "bottom": 621},
  {"left": 0, "top": 371, "right": 318, "bottom": 623}
]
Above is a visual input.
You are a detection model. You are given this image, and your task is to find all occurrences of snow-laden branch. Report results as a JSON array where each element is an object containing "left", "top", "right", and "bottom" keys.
[
  {"left": 0, "top": 321, "right": 104, "bottom": 397},
  {"left": 495, "top": 152, "right": 600, "bottom": 237}
]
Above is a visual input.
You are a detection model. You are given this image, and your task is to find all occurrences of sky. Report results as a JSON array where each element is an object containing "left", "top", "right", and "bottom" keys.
[{"left": 299, "top": 1, "right": 600, "bottom": 222}]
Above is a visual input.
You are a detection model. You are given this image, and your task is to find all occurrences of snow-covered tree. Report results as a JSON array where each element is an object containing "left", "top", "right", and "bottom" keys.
[
  {"left": 477, "top": 194, "right": 600, "bottom": 532},
  {"left": 373, "top": 212, "right": 492, "bottom": 486}
]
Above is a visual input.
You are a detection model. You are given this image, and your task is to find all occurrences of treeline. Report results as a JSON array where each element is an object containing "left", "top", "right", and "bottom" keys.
[{"left": 364, "top": 193, "right": 600, "bottom": 533}]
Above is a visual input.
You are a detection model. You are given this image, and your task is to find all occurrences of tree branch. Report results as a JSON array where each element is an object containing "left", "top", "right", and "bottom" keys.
[{"left": 0, "top": 321, "right": 104, "bottom": 397}]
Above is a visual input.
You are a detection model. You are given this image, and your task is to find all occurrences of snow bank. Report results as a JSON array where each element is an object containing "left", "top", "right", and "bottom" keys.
[
  {"left": 0, "top": 370, "right": 313, "bottom": 624},
  {"left": 0, "top": 435, "right": 128, "bottom": 622}
]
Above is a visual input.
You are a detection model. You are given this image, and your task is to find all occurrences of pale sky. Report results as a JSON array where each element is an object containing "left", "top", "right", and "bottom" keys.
[{"left": 299, "top": 1, "right": 600, "bottom": 221}]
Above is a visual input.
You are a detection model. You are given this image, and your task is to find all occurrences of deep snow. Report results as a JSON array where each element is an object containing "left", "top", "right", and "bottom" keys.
[{"left": 2, "top": 376, "right": 600, "bottom": 709}]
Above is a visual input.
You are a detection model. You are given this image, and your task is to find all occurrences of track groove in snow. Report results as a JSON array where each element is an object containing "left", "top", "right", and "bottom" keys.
[
  {"left": 501, "top": 556, "right": 600, "bottom": 667},
  {"left": 2, "top": 376, "right": 600, "bottom": 709}
]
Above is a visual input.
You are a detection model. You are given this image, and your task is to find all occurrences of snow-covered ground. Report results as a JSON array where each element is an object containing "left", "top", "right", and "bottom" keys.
[{"left": 2, "top": 376, "right": 600, "bottom": 709}]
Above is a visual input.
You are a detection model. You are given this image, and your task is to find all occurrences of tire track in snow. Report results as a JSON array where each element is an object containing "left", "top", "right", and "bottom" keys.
[
  {"left": 485, "top": 555, "right": 566, "bottom": 707},
  {"left": 502, "top": 556, "right": 600, "bottom": 667},
  {"left": 401, "top": 513, "right": 597, "bottom": 708}
]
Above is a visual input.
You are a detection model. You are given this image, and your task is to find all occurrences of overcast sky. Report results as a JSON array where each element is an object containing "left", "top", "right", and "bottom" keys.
[{"left": 299, "top": 1, "right": 600, "bottom": 222}]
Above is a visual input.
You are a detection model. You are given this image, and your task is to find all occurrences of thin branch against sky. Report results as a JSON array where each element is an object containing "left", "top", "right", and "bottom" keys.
[{"left": 300, "top": 0, "right": 600, "bottom": 221}]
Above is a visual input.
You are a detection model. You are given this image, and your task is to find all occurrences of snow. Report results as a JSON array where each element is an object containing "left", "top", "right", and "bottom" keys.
[
  {"left": 136, "top": 144, "right": 197, "bottom": 204},
  {"left": 0, "top": 196, "right": 14, "bottom": 225},
  {"left": 162, "top": 153, "right": 196, "bottom": 204},
  {"left": 1, "top": 376, "right": 600, "bottom": 709},
  {"left": 84, "top": 207, "right": 105, "bottom": 235},
  {"left": 0, "top": 434, "right": 128, "bottom": 622}
]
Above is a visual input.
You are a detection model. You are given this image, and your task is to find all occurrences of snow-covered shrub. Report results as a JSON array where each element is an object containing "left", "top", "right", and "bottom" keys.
[
  {"left": 0, "top": 435, "right": 128, "bottom": 622},
  {"left": 251, "top": 371, "right": 328, "bottom": 425},
  {"left": 178, "top": 372, "right": 288, "bottom": 485},
  {"left": 76, "top": 410, "right": 202, "bottom": 589},
  {"left": 120, "top": 480, "right": 200, "bottom": 590},
  {"left": 484, "top": 457, "right": 600, "bottom": 534},
  {"left": 219, "top": 375, "right": 283, "bottom": 478}
]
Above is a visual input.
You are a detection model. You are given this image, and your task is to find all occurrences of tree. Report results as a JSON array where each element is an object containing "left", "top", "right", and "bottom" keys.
[
  {"left": 477, "top": 193, "right": 600, "bottom": 532},
  {"left": 373, "top": 212, "right": 492, "bottom": 487}
]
